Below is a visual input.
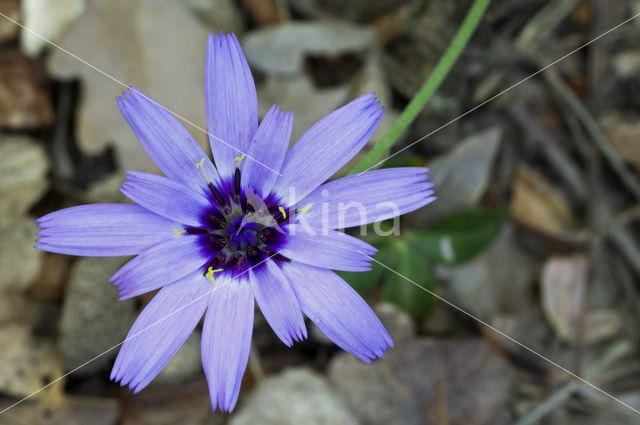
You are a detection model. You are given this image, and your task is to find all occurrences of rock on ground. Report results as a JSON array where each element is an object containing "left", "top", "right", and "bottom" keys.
[
  {"left": 230, "top": 367, "right": 359, "bottom": 425},
  {"left": 58, "top": 257, "right": 136, "bottom": 375}
]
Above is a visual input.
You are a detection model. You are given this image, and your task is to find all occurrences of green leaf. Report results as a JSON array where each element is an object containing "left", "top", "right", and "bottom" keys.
[
  {"left": 337, "top": 244, "right": 391, "bottom": 294},
  {"left": 382, "top": 241, "right": 434, "bottom": 319},
  {"left": 409, "top": 207, "right": 507, "bottom": 265}
]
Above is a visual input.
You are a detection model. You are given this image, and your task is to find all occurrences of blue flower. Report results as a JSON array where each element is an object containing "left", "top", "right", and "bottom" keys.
[{"left": 35, "top": 32, "right": 435, "bottom": 412}]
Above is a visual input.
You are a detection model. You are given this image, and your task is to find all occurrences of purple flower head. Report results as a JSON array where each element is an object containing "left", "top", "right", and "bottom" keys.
[{"left": 35, "top": 32, "right": 435, "bottom": 412}]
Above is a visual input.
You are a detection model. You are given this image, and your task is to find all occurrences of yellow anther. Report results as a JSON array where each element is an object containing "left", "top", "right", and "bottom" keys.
[
  {"left": 278, "top": 206, "right": 287, "bottom": 219},
  {"left": 205, "top": 267, "right": 224, "bottom": 284},
  {"left": 173, "top": 228, "right": 186, "bottom": 237},
  {"left": 234, "top": 154, "right": 246, "bottom": 168},
  {"left": 295, "top": 204, "right": 312, "bottom": 213},
  {"left": 195, "top": 157, "right": 210, "bottom": 184}
]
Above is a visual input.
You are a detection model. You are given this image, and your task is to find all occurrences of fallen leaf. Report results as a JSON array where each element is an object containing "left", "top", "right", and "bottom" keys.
[
  {"left": 600, "top": 112, "right": 640, "bottom": 173},
  {"left": 47, "top": 0, "right": 212, "bottom": 173},
  {"left": 20, "top": 0, "right": 86, "bottom": 57},
  {"left": 541, "top": 255, "right": 622, "bottom": 344},
  {"left": 511, "top": 164, "right": 585, "bottom": 243},
  {"left": 540, "top": 254, "right": 588, "bottom": 342},
  {"left": 243, "top": 21, "right": 375, "bottom": 75},
  {"left": 417, "top": 127, "right": 502, "bottom": 223},
  {"left": 257, "top": 74, "right": 349, "bottom": 141}
]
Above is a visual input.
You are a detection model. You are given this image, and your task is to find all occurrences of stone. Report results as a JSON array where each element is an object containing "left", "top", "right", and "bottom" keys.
[
  {"left": 58, "top": 257, "right": 136, "bottom": 375},
  {"left": 230, "top": 368, "right": 359, "bottom": 425},
  {"left": 0, "top": 323, "right": 64, "bottom": 398},
  {"left": 155, "top": 332, "right": 202, "bottom": 385},
  {"left": 0, "top": 135, "right": 49, "bottom": 221},
  {"left": 0, "top": 218, "right": 42, "bottom": 292},
  {"left": 329, "top": 338, "right": 513, "bottom": 425}
]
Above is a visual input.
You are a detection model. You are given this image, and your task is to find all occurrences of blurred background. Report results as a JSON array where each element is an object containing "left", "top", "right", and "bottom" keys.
[{"left": 1, "top": 0, "right": 640, "bottom": 424}]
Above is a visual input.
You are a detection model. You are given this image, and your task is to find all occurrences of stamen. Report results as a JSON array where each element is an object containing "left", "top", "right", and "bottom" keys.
[
  {"left": 258, "top": 227, "right": 274, "bottom": 243},
  {"left": 206, "top": 252, "right": 227, "bottom": 271},
  {"left": 278, "top": 206, "right": 287, "bottom": 219},
  {"left": 205, "top": 267, "right": 224, "bottom": 284},
  {"left": 173, "top": 228, "right": 187, "bottom": 237},
  {"left": 261, "top": 246, "right": 291, "bottom": 262},
  {"left": 208, "top": 214, "right": 226, "bottom": 229},
  {"left": 234, "top": 154, "right": 246, "bottom": 167},
  {"left": 233, "top": 168, "right": 241, "bottom": 203},
  {"left": 208, "top": 234, "right": 227, "bottom": 248},
  {"left": 295, "top": 204, "right": 312, "bottom": 213},
  {"left": 208, "top": 182, "right": 227, "bottom": 207},
  {"left": 185, "top": 227, "right": 209, "bottom": 234},
  {"left": 195, "top": 157, "right": 210, "bottom": 184},
  {"left": 246, "top": 246, "right": 259, "bottom": 259}
]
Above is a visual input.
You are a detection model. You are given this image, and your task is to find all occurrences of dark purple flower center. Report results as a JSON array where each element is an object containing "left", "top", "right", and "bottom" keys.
[{"left": 188, "top": 168, "right": 290, "bottom": 278}]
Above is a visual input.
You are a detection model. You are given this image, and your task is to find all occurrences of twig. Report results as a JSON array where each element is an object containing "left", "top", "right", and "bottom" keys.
[
  {"left": 515, "top": 341, "right": 633, "bottom": 425},
  {"left": 508, "top": 103, "right": 587, "bottom": 201},
  {"left": 543, "top": 69, "right": 640, "bottom": 203}
]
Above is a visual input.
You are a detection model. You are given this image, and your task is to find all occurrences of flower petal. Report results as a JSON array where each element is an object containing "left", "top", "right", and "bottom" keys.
[
  {"left": 279, "top": 225, "right": 376, "bottom": 272},
  {"left": 118, "top": 87, "right": 219, "bottom": 195},
  {"left": 120, "top": 171, "right": 211, "bottom": 227},
  {"left": 110, "top": 235, "right": 209, "bottom": 300},
  {"left": 249, "top": 259, "right": 306, "bottom": 346},
  {"left": 36, "top": 204, "right": 179, "bottom": 256},
  {"left": 272, "top": 94, "right": 384, "bottom": 205},
  {"left": 241, "top": 105, "right": 292, "bottom": 198},
  {"left": 205, "top": 32, "right": 259, "bottom": 182},
  {"left": 202, "top": 272, "right": 254, "bottom": 412},
  {"left": 282, "top": 262, "right": 392, "bottom": 363},
  {"left": 298, "top": 167, "right": 435, "bottom": 229},
  {"left": 111, "top": 270, "right": 210, "bottom": 393}
]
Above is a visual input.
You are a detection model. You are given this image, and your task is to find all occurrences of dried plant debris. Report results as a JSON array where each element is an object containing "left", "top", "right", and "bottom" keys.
[
  {"left": 243, "top": 22, "right": 375, "bottom": 76},
  {"left": 0, "top": 50, "right": 54, "bottom": 129},
  {"left": 47, "top": 0, "right": 211, "bottom": 173},
  {"left": 541, "top": 255, "right": 621, "bottom": 345},
  {"left": 511, "top": 165, "right": 588, "bottom": 244}
]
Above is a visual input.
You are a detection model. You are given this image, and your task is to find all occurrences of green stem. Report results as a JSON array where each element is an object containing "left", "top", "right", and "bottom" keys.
[{"left": 349, "top": 0, "right": 491, "bottom": 174}]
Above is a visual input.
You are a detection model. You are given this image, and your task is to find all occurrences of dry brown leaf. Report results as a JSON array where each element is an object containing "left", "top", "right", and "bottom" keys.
[
  {"left": 0, "top": 50, "right": 53, "bottom": 129},
  {"left": 541, "top": 254, "right": 589, "bottom": 342},
  {"left": 541, "top": 255, "right": 622, "bottom": 344},
  {"left": 512, "top": 165, "right": 583, "bottom": 240},
  {"left": 601, "top": 112, "right": 640, "bottom": 173}
]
